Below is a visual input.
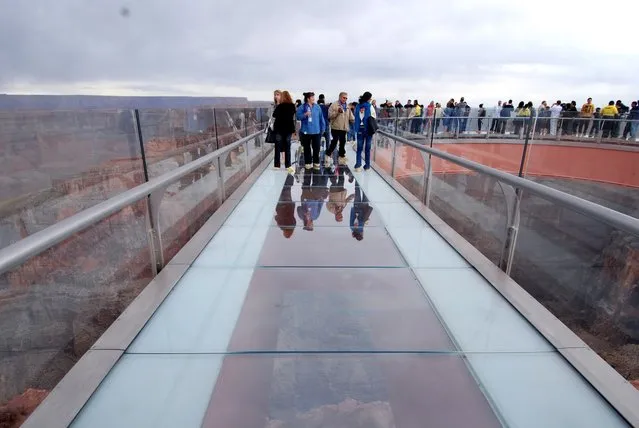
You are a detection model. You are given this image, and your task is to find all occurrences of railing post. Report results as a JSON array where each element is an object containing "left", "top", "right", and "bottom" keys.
[
  {"left": 499, "top": 188, "right": 522, "bottom": 275},
  {"left": 390, "top": 140, "right": 397, "bottom": 178},
  {"left": 394, "top": 109, "right": 399, "bottom": 136},
  {"left": 146, "top": 187, "right": 167, "bottom": 274},
  {"left": 422, "top": 109, "right": 437, "bottom": 208},
  {"left": 213, "top": 108, "right": 220, "bottom": 150},
  {"left": 217, "top": 156, "right": 226, "bottom": 200},
  {"left": 373, "top": 135, "right": 377, "bottom": 162},
  {"left": 244, "top": 141, "right": 250, "bottom": 175}
]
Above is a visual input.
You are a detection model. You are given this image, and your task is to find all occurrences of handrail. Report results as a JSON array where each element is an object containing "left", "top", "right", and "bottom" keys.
[
  {"left": 0, "top": 129, "right": 265, "bottom": 275},
  {"left": 378, "top": 130, "right": 639, "bottom": 236}
]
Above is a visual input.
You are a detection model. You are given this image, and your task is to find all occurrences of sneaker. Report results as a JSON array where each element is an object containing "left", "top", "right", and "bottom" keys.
[
  {"left": 286, "top": 166, "right": 295, "bottom": 174},
  {"left": 338, "top": 157, "right": 348, "bottom": 166},
  {"left": 313, "top": 163, "right": 321, "bottom": 170},
  {"left": 305, "top": 164, "right": 313, "bottom": 170},
  {"left": 325, "top": 155, "right": 334, "bottom": 168},
  {"left": 363, "top": 166, "right": 371, "bottom": 171},
  {"left": 273, "top": 166, "right": 281, "bottom": 170},
  {"left": 354, "top": 167, "right": 363, "bottom": 172}
]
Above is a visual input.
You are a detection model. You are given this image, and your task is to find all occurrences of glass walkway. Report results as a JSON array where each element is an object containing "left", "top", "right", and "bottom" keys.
[{"left": 32, "top": 143, "right": 626, "bottom": 428}]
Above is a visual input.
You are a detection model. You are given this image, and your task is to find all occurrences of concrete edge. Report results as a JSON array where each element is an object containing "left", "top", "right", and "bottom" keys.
[
  {"left": 371, "top": 160, "right": 639, "bottom": 427},
  {"left": 22, "top": 151, "right": 274, "bottom": 428}
]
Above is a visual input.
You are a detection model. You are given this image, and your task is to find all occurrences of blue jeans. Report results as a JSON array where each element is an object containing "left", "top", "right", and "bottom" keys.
[
  {"left": 631, "top": 121, "right": 639, "bottom": 139},
  {"left": 355, "top": 133, "right": 372, "bottom": 169}
]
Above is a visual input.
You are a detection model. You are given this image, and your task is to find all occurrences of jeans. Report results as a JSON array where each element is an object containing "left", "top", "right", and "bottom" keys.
[
  {"left": 300, "top": 133, "right": 321, "bottom": 166},
  {"left": 577, "top": 118, "right": 591, "bottom": 135},
  {"left": 631, "top": 121, "right": 639, "bottom": 139},
  {"left": 274, "top": 132, "right": 292, "bottom": 167},
  {"left": 327, "top": 129, "right": 347, "bottom": 157},
  {"left": 355, "top": 133, "right": 372, "bottom": 169}
]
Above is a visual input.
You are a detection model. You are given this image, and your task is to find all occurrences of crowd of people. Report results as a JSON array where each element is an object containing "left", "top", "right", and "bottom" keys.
[
  {"left": 267, "top": 90, "right": 378, "bottom": 174},
  {"left": 377, "top": 97, "right": 639, "bottom": 140},
  {"left": 266, "top": 91, "right": 639, "bottom": 177}
]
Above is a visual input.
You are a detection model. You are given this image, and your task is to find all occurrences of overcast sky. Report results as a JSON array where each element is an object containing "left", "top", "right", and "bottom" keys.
[{"left": 1, "top": 0, "right": 637, "bottom": 106}]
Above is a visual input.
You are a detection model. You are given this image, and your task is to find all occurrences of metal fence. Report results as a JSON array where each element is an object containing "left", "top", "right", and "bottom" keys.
[{"left": 0, "top": 107, "right": 270, "bottom": 420}]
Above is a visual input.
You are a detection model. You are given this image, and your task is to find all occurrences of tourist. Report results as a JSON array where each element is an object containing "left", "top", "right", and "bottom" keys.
[
  {"left": 490, "top": 100, "right": 502, "bottom": 133},
  {"left": 296, "top": 92, "right": 326, "bottom": 170},
  {"left": 354, "top": 91, "right": 377, "bottom": 172},
  {"left": 326, "top": 92, "right": 355, "bottom": 167},
  {"left": 627, "top": 101, "right": 639, "bottom": 140},
  {"left": 550, "top": 100, "right": 563, "bottom": 136},
  {"left": 578, "top": 97, "right": 595, "bottom": 137},
  {"left": 477, "top": 104, "right": 486, "bottom": 133},
  {"left": 317, "top": 94, "right": 331, "bottom": 147},
  {"left": 272, "top": 90, "right": 296, "bottom": 173},
  {"left": 601, "top": 101, "right": 619, "bottom": 138}
]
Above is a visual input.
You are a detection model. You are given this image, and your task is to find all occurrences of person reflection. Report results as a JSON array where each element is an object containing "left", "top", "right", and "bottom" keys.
[
  {"left": 350, "top": 182, "right": 373, "bottom": 241},
  {"left": 297, "top": 169, "right": 329, "bottom": 231},
  {"left": 327, "top": 166, "right": 355, "bottom": 223},
  {"left": 275, "top": 175, "right": 296, "bottom": 238}
]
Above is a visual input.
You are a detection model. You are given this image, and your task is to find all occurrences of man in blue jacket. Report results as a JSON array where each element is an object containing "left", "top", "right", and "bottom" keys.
[{"left": 296, "top": 92, "right": 327, "bottom": 170}]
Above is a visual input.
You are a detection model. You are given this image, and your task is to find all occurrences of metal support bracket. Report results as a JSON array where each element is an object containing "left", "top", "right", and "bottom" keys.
[{"left": 146, "top": 186, "right": 168, "bottom": 274}]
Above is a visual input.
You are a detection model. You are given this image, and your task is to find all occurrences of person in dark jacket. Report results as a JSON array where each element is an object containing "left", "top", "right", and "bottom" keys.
[
  {"left": 272, "top": 90, "right": 296, "bottom": 173},
  {"left": 317, "top": 94, "right": 331, "bottom": 148},
  {"left": 354, "top": 91, "right": 376, "bottom": 172}
]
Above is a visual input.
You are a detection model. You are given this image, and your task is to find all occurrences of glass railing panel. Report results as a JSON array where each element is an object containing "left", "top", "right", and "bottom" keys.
[
  {"left": 393, "top": 141, "right": 427, "bottom": 202},
  {"left": 138, "top": 107, "right": 217, "bottom": 179},
  {"left": 428, "top": 165, "right": 513, "bottom": 267},
  {"left": 0, "top": 202, "right": 153, "bottom": 422},
  {"left": 0, "top": 109, "right": 146, "bottom": 251},
  {"left": 523, "top": 118, "right": 639, "bottom": 207},
  {"left": 155, "top": 150, "right": 223, "bottom": 264},
  {"left": 510, "top": 192, "right": 639, "bottom": 383},
  {"left": 216, "top": 108, "right": 247, "bottom": 140},
  {"left": 372, "top": 133, "right": 395, "bottom": 177},
  {"left": 221, "top": 138, "right": 250, "bottom": 197}
]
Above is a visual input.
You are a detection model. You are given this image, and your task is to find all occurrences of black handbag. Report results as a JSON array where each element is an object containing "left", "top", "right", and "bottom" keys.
[
  {"left": 264, "top": 117, "right": 276, "bottom": 143},
  {"left": 367, "top": 116, "right": 378, "bottom": 135}
]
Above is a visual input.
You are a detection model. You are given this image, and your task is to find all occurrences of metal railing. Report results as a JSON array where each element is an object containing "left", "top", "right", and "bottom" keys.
[
  {"left": 377, "top": 108, "right": 639, "bottom": 143},
  {"left": 0, "top": 129, "right": 267, "bottom": 276},
  {"left": 376, "top": 129, "right": 639, "bottom": 272}
]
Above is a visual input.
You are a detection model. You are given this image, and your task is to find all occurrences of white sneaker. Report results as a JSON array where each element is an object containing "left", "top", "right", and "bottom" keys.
[
  {"left": 354, "top": 167, "right": 363, "bottom": 172},
  {"left": 286, "top": 166, "right": 295, "bottom": 174}
]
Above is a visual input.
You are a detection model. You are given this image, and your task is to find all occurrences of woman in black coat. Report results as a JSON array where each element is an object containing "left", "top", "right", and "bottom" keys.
[{"left": 272, "top": 90, "right": 297, "bottom": 173}]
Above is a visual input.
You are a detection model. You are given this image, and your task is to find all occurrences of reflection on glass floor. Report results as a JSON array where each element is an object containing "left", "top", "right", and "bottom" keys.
[{"left": 70, "top": 146, "right": 629, "bottom": 428}]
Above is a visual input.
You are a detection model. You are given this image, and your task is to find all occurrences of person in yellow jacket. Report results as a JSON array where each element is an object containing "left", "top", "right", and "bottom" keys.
[
  {"left": 600, "top": 101, "right": 619, "bottom": 138},
  {"left": 514, "top": 101, "right": 530, "bottom": 136},
  {"left": 326, "top": 92, "right": 355, "bottom": 166},
  {"left": 409, "top": 100, "right": 423, "bottom": 134}
]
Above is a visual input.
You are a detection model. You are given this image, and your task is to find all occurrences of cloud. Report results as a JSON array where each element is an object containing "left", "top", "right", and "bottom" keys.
[{"left": 1, "top": 0, "right": 638, "bottom": 106}]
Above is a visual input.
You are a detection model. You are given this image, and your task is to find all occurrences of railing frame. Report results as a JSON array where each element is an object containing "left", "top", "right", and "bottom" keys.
[{"left": 0, "top": 129, "right": 265, "bottom": 276}]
